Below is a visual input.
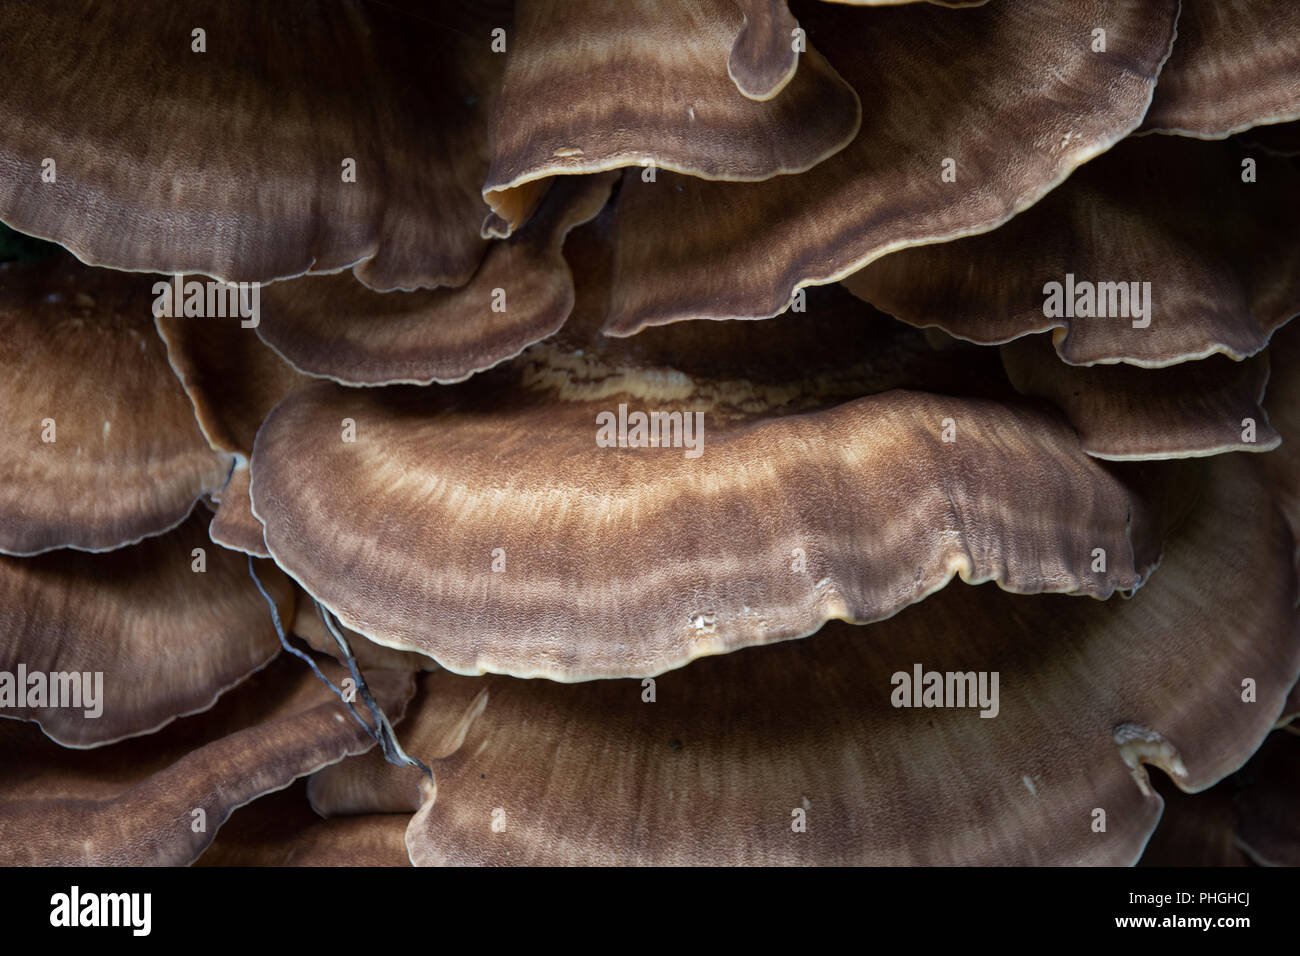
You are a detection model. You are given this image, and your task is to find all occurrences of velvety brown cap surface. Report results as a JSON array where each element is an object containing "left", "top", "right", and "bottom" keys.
[
  {"left": 844, "top": 134, "right": 1300, "bottom": 366},
  {"left": 0, "top": 655, "right": 415, "bottom": 865},
  {"left": 0, "top": 0, "right": 504, "bottom": 290},
  {"left": 1142, "top": 0, "right": 1300, "bottom": 137},
  {"left": 0, "top": 513, "right": 293, "bottom": 747},
  {"left": 392, "top": 455, "right": 1297, "bottom": 864},
  {"left": 0, "top": 256, "right": 230, "bottom": 555},
  {"left": 605, "top": 0, "right": 1177, "bottom": 333}
]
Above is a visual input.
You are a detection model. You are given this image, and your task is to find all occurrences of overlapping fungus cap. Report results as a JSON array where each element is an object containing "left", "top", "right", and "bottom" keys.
[
  {"left": 0, "top": 653, "right": 415, "bottom": 866},
  {"left": 0, "top": 0, "right": 507, "bottom": 290},
  {"left": 255, "top": 174, "right": 617, "bottom": 386},
  {"left": 604, "top": 0, "right": 1177, "bottom": 333},
  {"left": 843, "top": 131, "right": 1300, "bottom": 366},
  {"left": 728, "top": 0, "right": 992, "bottom": 102},
  {"left": 155, "top": 300, "right": 308, "bottom": 556},
  {"left": 306, "top": 454, "right": 1298, "bottom": 864},
  {"left": 252, "top": 382, "right": 1158, "bottom": 680},
  {"left": 195, "top": 781, "right": 412, "bottom": 867},
  {"left": 1000, "top": 337, "right": 1279, "bottom": 460},
  {"left": 1141, "top": 0, "right": 1300, "bottom": 138},
  {"left": 0, "top": 255, "right": 231, "bottom": 555},
  {"left": 481, "top": 0, "right": 860, "bottom": 235},
  {"left": 290, "top": 592, "right": 435, "bottom": 674},
  {"left": 250, "top": 222, "right": 1160, "bottom": 681},
  {"left": 0, "top": 513, "right": 293, "bottom": 747}
]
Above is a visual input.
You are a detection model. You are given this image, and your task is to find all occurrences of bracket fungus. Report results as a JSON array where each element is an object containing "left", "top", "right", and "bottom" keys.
[
  {"left": 251, "top": 378, "right": 1159, "bottom": 680},
  {"left": 313, "top": 455, "right": 1298, "bottom": 865},
  {"left": 255, "top": 174, "right": 618, "bottom": 386},
  {"left": 482, "top": 0, "right": 860, "bottom": 234},
  {"left": 0, "top": 654, "right": 415, "bottom": 866},
  {"left": 0, "top": 0, "right": 1296, "bottom": 874},
  {"left": 1000, "top": 337, "right": 1279, "bottom": 461},
  {"left": 0, "top": 0, "right": 506, "bottom": 290},
  {"left": 0, "top": 256, "right": 231, "bottom": 555},
  {"left": 605, "top": 0, "right": 1178, "bottom": 333},
  {"left": 248, "top": 242, "right": 1161, "bottom": 680},
  {"left": 0, "top": 513, "right": 293, "bottom": 747},
  {"left": 842, "top": 132, "right": 1300, "bottom": 367},
  {"left": 1140, "top": 0, "right": 1300, "bottom": 138}
]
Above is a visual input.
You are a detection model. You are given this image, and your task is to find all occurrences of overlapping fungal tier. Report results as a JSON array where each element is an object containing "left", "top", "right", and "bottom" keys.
[{"left": 0, "top": 0, "right": 1296, "bottom": 868}]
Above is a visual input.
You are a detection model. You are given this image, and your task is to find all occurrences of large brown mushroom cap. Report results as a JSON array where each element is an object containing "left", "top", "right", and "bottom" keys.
[
  {"left": 0, "top": 513, "right": 293, "bottom": 747},
  {"left": 1142, "top": 0, "right": 1300, "bottom": 138},
  {"left": 1001, "top": 337, "right": 1280, "bottom": 461},
  {"left": 843, "top": 132, "right": 1300, "bottom": 366},
  {"left": 251, "top": 331, "right": 1158, "bottom": 679},
  {"left": 248, "top": 220, "right": 1160, "bottom": 680},
  {"left": 482, "top": 0, "right": 860, "bottom": 234},
  {"left": 604, "top": 0, "right": 1177, "bottom": 333},
  {"left": 255, "top": 174, "right": 616, "bottom": 386},
  {"left": 360, "top": 455, "right": 1297, "bottom": 865},
  {"left": 0, "top": 0, "right": 502, "bottom": 290},
  {"left": 0, "top": 256, "right": 230, "bottom": 555},
  {"left": 0, "top": 653, "right": 415, "bottom": 866}
]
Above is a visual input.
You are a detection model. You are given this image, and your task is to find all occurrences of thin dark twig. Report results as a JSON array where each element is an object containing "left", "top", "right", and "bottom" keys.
[
  {"left": 314, "top": 599, "right": 433, "bottom": 780},
  {"left": 247, "top": 556, "right": 380, "bottom": 741}
]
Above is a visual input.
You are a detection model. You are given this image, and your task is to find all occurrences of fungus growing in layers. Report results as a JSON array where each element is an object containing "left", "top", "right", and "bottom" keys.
[{"left": 0, "top": 0, "right": 1294, "bottom": 872}]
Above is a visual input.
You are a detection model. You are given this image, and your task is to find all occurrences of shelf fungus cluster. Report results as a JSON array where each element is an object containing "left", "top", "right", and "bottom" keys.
[{"left": 0, "top": 0, "right": 1296, "bottom": 868}]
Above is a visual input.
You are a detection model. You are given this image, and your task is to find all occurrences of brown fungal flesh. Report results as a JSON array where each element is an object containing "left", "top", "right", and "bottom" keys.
[
  {"left": 0, "top": 256, "right": 231, "bottom": 555},
  {"left": 0, "top": 0, "right": 1296, "bottom": 872},
  {"left": 319, "top": 454, "right": 1296, "bottom": 865}
]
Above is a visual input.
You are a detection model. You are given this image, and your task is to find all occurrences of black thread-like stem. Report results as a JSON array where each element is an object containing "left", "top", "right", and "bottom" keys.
[
  {"left": 314, "top": 598, "right": 433, "bottom": 780},
  {"left": 247, "top": 556, "right": 380, "bottom": 742}
]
